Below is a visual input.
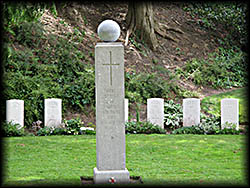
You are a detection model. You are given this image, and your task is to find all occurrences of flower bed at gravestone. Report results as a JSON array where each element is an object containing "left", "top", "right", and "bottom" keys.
[
  {"left": 2, "top": 121, "right": 25, "bottom": 137},
  {"left": 125, "top": 121, "right": 166, "bottom": 134},
  {"left": 172, "top": 116, "right": 243, "bottom": 135},
  {"left": 164, "top": 100, "right": 183, "bottom": 131},
  {"left": 1, "top": 118, "right": 96, "bottom": 137},
  {"left": 36, "top": 118, "right": 96, "bottom": 136}
]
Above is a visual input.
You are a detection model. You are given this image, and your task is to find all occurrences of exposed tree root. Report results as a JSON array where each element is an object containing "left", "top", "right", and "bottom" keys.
[
  {"left": 159, "top": 22, "right": 184, "bottom": 34},
  {"left": 155, "top": 25, "right": 176, "bottom": 42},
  {"left": 155, "top": 22, "right": 184, "bottom": 42}
]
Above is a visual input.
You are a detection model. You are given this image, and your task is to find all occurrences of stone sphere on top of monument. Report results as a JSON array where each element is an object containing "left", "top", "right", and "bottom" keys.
[{"left": 97, "top": 19, "right": 121, "bottom": 42}]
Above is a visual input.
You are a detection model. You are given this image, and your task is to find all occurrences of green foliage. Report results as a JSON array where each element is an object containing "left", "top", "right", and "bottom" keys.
[
  {"left": 197, "top": 115, "right": 221, "bottom": 134},
  {"left": 125, "top": 71, "right": 179, "bottom": 103},
  {"left": 2, "top": 2, "right": 57, "bottom": 38},
  {"left": 176, "top": 47, "right": 247, "bottom": 89},
  {"left": 2, "top": 121, "right": 25, "bottom": 137},
  {"left": 2, "top": 20, "right": 94, "bottom": 127},
  {"left": 125, "top": 69, "right": 180, "bottom": 121},
  {"left": 164, "top": 100, "right": 183, "bottom": 130},
  {"left": 36, "top": 127, "right": 53, "bottom": 136},
  {"left": 125, "top": 121, "right": 166, "bottom": 134},
  {"left": 183, "top": 2, "right": 247, "bottom": 46},
  {"left": 36, "top": 118, "right": 96, "bottom": 136},
  {"left": 15, "top": 22, "right": 46, "bottom": 47},
  {"left": 201, "top": 88, "right": 248, "bottom": 123},
  {"left": 172, "top": 116, "right": 241, "bottom": 135},
  {"left": 62, "top": 118, "right": 84, "bottom": 135},
  {"left": 3, "top": 2, "right": 247, "bottom": 131}
]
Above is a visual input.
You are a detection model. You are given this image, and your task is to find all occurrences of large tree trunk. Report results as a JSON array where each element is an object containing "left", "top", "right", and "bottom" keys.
[{"left": 126, "top": 1, "right": 158, "bottom": 50}]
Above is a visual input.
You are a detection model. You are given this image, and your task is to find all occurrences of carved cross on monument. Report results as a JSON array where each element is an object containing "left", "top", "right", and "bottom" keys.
[{"left": 102, "top": 51, "right": 119, "bottom": 86}]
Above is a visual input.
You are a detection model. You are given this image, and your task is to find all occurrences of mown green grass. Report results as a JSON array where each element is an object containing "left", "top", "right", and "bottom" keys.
[
  {"left": 2, "top": 134, "right": 247, "bottom": 186},
  {"left": 201, "top": 87, "right": 248, "bottom": 123}
]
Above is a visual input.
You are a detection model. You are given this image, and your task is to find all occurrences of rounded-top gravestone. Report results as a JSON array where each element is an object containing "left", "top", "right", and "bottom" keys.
[{"left": 97, "top": 20, "right": 120, "bottom": 42}]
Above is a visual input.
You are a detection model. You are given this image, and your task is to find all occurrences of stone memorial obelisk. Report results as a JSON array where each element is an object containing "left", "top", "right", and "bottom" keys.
[{"left": 93, "top": 20, "right": 130, "bottom": 184}]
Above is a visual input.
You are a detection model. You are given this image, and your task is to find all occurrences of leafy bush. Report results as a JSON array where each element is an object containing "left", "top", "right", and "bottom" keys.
[
  {"left": 125, "top": 121, "right": 166, "bottom": 134},
  {"left": 62, "top": 117, "right": 84, "bottom": 135},
  {"left": 2, "top": 20, "right": 95, "bottom": 127},
  {"left": 176, "top": 47, "right": 247, "bottom": 89},
  {"left": 36, "top": 127, "right": 53, "bottom": 136},
  {"left": 36, "top": 118, "right": 96, "bottom": 136},
  {"left": 172, "top": 115, "right": 241, "bottom": 135},
  {"left": 164, "top": 100, "right": 183, "bottom": 130},
  {"left": 125, "top": 71, "right": 179, "bottom": 103},
  {"left": 2, "top": 2, "right": 47, "bottom": 36},
  {"left": 2, "top": 121, "right": 25, "bottom": 137}
]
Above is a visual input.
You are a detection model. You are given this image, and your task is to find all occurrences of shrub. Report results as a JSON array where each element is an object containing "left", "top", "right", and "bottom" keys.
[
  {"left": 2, "top": 21, "right": 95, "bottom": 128},
  {"left": 125, "top": 121, "right": 166, "bottom": 134},
  {"left": 164, "top": 100, "right": 183, "bottom": 130},
  {"left": 62, "top": 117, "right": 84, "bottom": 135},
  {"left": 221, "top": 122, "right": 241, "bottom": 134},
  {"left": 176, "top": 47, "right": 247, "bottom": 89},
  {"left": 2, "top": 2, "right": 48, "bottom": 36},
  {"left": 172, "top": 115, "right": 241, "bottom": 135},
  {"left": 2, "top": 121, "right": 25, "bottom": 137},
  {"left": 37, "top": 127, "right": 53, "bottom": 136},
  {"left": 36, "top": 118, "right": 96, "bottom": 136},
  {"left": 125, "top": 71, "right": 179, "bottom": 103}
]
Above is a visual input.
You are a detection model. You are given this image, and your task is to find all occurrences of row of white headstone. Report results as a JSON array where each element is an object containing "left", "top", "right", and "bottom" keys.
[
  {"left": 6, "top": 97, "right": 239, "bottom": 130},
  {"left": 146, "top": 98, "right": 239, "bottom": 130},
  {"left": 6, "top": 98, "right": 62, "bottom": 128}
]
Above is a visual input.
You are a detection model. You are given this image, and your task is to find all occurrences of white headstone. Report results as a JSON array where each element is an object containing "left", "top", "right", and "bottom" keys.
[
  {"left": 44, "top": 98, "right": 62, "bottom": 128},
  {"left": 183, "top": 98, "right": 200, "bottom": 127},
  {"left": 221, "top": 98, "right": 239, "bottom": 130},
  {"left": 94, "top": 42, "right": 129, "bottom": 184},
  {"left": 6, "top": 99, "right": 24, "bottom": 129},
  {"left": 97, "top": 20, "right": 121, "bottom": 42},
  {"left": 125, "top": 99, "right": 128, "bottom": 122},
  {"left": 147, "top": 98, "right": 164, "bottom": 129}
]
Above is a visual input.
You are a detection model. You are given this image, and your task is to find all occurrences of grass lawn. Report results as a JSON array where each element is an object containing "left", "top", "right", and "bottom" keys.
[
  {"left": 2, "top": 134, "right": 247, "bottom": 186},
  {"left": 201, "top": 87, "right": 248, "bottom": 123}
]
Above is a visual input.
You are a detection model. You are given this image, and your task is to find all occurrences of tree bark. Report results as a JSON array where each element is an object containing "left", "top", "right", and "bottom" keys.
[{"left": 126, "top": 1, "right": 158, "bottom": 50}]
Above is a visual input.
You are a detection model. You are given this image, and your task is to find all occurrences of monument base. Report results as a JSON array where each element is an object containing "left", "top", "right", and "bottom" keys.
[{"left": 93, "top": 167, "right": 130, "bottom": 184}]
